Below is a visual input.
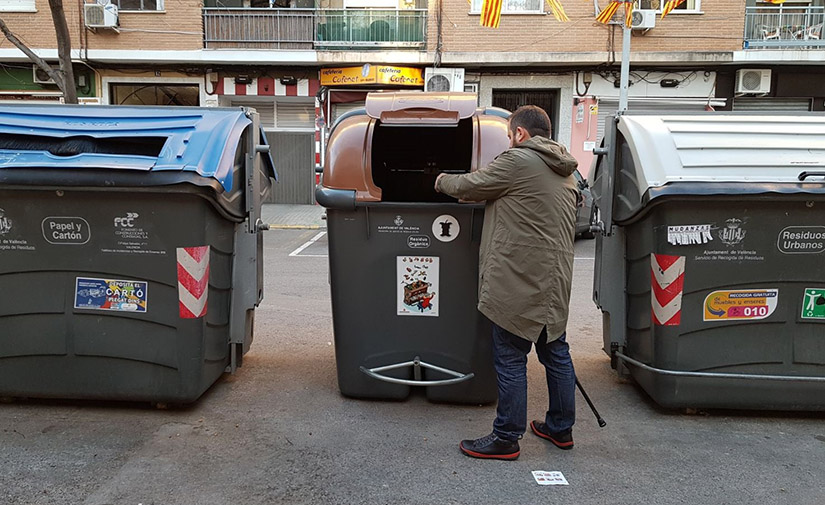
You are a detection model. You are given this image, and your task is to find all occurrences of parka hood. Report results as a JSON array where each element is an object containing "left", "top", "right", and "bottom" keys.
[{"left": 518, "top": 136, "right": 578, "bottom": 177}]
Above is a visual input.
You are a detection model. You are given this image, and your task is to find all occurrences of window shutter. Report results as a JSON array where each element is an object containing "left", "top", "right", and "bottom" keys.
[
  {"left": 275, "top": 100, "right": 315, "bottom": 129},
  {"left": 229, "top": 99, "right": 276, "bottom": 129}
]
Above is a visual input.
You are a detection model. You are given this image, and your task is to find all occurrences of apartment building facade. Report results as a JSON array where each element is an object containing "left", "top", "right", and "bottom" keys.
[{"left": 0, "top": 0, "right": 822, "bottom": 201}]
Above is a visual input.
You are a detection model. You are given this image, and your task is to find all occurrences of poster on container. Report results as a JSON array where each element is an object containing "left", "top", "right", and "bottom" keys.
[
  {"left": 74, "top": 277, "right": 148, "bottom": 313},
  {"left": 397, "top": 256, "right": 439, "bottom": 317}
]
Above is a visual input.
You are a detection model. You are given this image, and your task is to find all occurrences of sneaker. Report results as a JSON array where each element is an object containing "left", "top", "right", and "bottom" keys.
[
  {"left": 530, "top": 420, "right": 574, "bottom": 450},
  {"left": 459, "top": 433, "right": 520, "bottom": 460}
]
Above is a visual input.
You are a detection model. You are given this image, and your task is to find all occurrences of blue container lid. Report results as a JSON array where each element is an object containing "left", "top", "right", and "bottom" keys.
[{"left": 0, "top": 105, "right": 277, "bottom": 192}]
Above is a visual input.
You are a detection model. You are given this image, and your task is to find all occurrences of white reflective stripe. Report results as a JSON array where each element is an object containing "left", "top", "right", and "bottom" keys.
[
  {"left": 176, "top": 247, "right": 209, "bottom": 279},
  {"left": 651, "top": 255, "right": 685, "bottom": 288},
  {"left": 178, "top": 281, "right": 207, "bottom": 315},
  {"left": 652, "top": 291, "right": 683, "bottom": 323}
]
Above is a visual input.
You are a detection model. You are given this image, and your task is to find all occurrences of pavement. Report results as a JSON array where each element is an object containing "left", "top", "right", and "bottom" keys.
[{"left": 263, "top": 204, "right": 326, "bottom": 229}]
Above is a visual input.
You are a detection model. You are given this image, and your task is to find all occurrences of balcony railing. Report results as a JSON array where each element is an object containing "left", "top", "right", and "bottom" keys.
[
  {"left": 203, "top": 8, "right": 427, "bottom": 50},
  {"left": 744, "top": 5, "right": 825, "bottom": 49}
]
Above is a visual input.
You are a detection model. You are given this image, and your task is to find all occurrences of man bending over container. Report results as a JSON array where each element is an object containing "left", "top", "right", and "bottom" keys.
[{"left": 434, "top": 105, "right": 579, "bottom": 461}]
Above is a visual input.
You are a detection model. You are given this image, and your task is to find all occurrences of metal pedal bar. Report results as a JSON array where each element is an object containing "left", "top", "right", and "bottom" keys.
[{"left": 359, "top": 356, "right": 475, "bottom": 386}]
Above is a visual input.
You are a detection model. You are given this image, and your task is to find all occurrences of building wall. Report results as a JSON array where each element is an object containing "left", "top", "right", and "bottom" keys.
[
  {"left": 0, "top": 0, "right": 203, "bottom": 51},
  {"left": 477, "top": 74, "right": 574, "bottom": 148},
  {"left": 429, "top": 0, "right": 745, "bottom": 55}
]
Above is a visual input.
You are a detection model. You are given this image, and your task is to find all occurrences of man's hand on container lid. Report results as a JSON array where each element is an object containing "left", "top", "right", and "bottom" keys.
[{"left": 434, "top": 173, "right": 446, "bottom": 193}]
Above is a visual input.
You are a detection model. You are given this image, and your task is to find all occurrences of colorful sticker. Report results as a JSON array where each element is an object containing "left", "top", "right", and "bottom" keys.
[
  {"left": 703, "top": 289, "right": 778, "bottom": 321},
  {"left": 801, "top": 288, "right": 825, "bottom": 320},
  {"left": 74, "top": 277, "right": 148, "bottom": 312},
  {"left": 397, "top": 256, "right": 439, "bottom": 317}
]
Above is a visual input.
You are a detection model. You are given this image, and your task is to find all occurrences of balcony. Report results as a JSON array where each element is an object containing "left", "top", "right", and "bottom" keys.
[
  {"left": 203, "top": 8, "right": 427, "bottom": 50},
  {"left": 744, "top": 5, "right": 824, "bottom": 49}
]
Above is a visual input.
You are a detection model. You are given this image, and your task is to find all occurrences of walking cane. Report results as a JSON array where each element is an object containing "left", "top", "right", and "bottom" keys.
[{"left": 576, "top": 378, "right": 607, "bottom": 427}]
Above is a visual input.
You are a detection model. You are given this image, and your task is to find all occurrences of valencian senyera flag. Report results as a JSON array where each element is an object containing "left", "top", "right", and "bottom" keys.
[
  {"left": 480, "top": 0, "right": 503, "bottom": 28},
  {"left": 479, "top": 0, "right": 569, "bottom": 27},
  {"left": 596, "top": 1, "right": 634, "bottom": 27},
  {"left": 661, "top": 0, "right": 686, "bottom": 18},
  {"left": 546, "top": 0, "right": 569, "bottom": 22}
]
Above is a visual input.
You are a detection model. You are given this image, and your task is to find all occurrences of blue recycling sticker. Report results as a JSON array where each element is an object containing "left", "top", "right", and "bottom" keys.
[{"left": 74, "top": 277, "right": 148, "bottom": 312}]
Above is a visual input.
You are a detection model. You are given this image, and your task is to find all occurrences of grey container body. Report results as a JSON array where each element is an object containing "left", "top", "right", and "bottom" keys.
[
  {"left": 326, "top": 204, "right": 496, "bottom": 404},
  {"left": 593, "top": 113, "right": 825, "bottom": 411},
  {"left": 618, "top": 195, "right": 825, "bottom": 410},
  {"left": 0, "top": 105, "right": 274, "bottom": 404},
  {"left": 0, "top": 188, "right": 242, "bottom": 403}
]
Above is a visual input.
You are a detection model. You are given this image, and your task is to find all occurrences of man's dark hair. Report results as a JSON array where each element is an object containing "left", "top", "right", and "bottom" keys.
[{"left": 509, "top": 105, "right": 552, "bottom": 139}]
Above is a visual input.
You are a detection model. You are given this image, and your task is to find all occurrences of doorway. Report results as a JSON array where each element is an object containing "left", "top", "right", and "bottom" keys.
[{"left": 492, "top": 89, "right": 559, "bottom": 140}]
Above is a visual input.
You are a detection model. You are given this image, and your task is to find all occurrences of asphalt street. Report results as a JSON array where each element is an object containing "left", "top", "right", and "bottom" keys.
[{"left": 1, "top": 230, "right": 824, "bottom": 505}]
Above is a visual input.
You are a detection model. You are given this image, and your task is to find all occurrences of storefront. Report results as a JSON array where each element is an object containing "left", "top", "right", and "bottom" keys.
[
  {"left": 0, "top": 64, "right": 96, "bottom": 104},
  {"left": 318, "top": 64, "right": 425, "bottom": 171},
  {"left": 215, "top": 73, "right": 322, "bottom": 204}
]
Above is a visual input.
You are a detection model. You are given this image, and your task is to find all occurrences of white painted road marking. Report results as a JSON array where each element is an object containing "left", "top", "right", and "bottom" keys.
[{"left": 289, "top": 231, "right": 327, "bottom": 257}]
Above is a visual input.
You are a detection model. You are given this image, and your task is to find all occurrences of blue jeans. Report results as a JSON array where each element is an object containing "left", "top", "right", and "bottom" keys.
[{"left": 491, "top": 323, "right": 576, "bottom": 442}]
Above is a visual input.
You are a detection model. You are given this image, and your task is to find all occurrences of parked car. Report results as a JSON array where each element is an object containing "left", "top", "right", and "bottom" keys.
[{"left": 574, "top": 169, "right": 597, "bottom": 239}]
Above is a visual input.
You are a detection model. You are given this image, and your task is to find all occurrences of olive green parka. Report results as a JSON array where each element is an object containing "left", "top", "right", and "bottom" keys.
[{"left": 436, "top": 136, "right": 579, "bottom": 342}]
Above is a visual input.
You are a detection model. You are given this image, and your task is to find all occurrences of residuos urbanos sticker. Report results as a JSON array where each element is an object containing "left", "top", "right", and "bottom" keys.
[
  {"left": 777, "top": 226, "right": 825, "bottom": 254},
  {"left": 703, "top": 289, "right": 778, "bottom": 321}
]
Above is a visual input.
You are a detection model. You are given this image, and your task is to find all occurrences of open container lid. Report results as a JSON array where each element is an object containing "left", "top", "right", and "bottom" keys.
[
  {"left": 0, "top": 105, "right": 276, "bottom": 192},
  {"left": 365, "top": 92, "right": 478, "bottom": 125}
]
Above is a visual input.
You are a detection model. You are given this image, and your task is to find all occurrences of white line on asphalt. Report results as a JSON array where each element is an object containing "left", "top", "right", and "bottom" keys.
[
  {"left": 289, "top": 231, "right": 327, "bottom": 257},
  {"left": 575, "top": 257, "right": 595, "bottom": 260}
]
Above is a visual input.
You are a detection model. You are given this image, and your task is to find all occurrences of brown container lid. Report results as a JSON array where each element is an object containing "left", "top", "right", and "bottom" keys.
[
  {"left": 322, "top": 92, "right": 510, "bottom": 202},
  {"left": 365, "top": 92, "right": 478, "bottom": 125}
]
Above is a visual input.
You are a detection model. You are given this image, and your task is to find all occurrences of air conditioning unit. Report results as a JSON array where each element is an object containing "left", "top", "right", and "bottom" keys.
[
  {"left": 735, "top": 69, "right": 772, "bottom": 95},
  {"left": 84, "top": 2, "right": 118, "bottom": 29},
  {"left": 630, "top": 9, "right": 656, "bottom": 30},
  {"left": 424, "top": 68, "right": 465, "bottom": 92},
  {"left": 33, "top": 66, "right": 55, "bottom": 85}
]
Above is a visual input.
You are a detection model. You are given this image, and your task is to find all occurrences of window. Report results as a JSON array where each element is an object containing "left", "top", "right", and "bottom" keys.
[
  {"left": 0, "top": 0, "right": 36, "bottom": 12},
  {"left": 470, "top": 0, "right": 543, "bottom": 14},
  {"left": 115, "top": 0, "right": 164, "bottom": 11},
  {"left": 110, "top": 84, "right": 199, "bottom": 106},
  {"left": 635, "top": 0, "right": 702, "bottom": 12}
]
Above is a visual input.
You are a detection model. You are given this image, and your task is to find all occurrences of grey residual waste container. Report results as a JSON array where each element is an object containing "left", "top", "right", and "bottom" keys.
[
  {"left": 0, "top": 105, "right": 275, "bottom": 403},
  {"left": 592, "top": 113, "right": 825, "bottom": 411},
  {"left": 315, "top": 92, "right": 510, "bottom": 403}
]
